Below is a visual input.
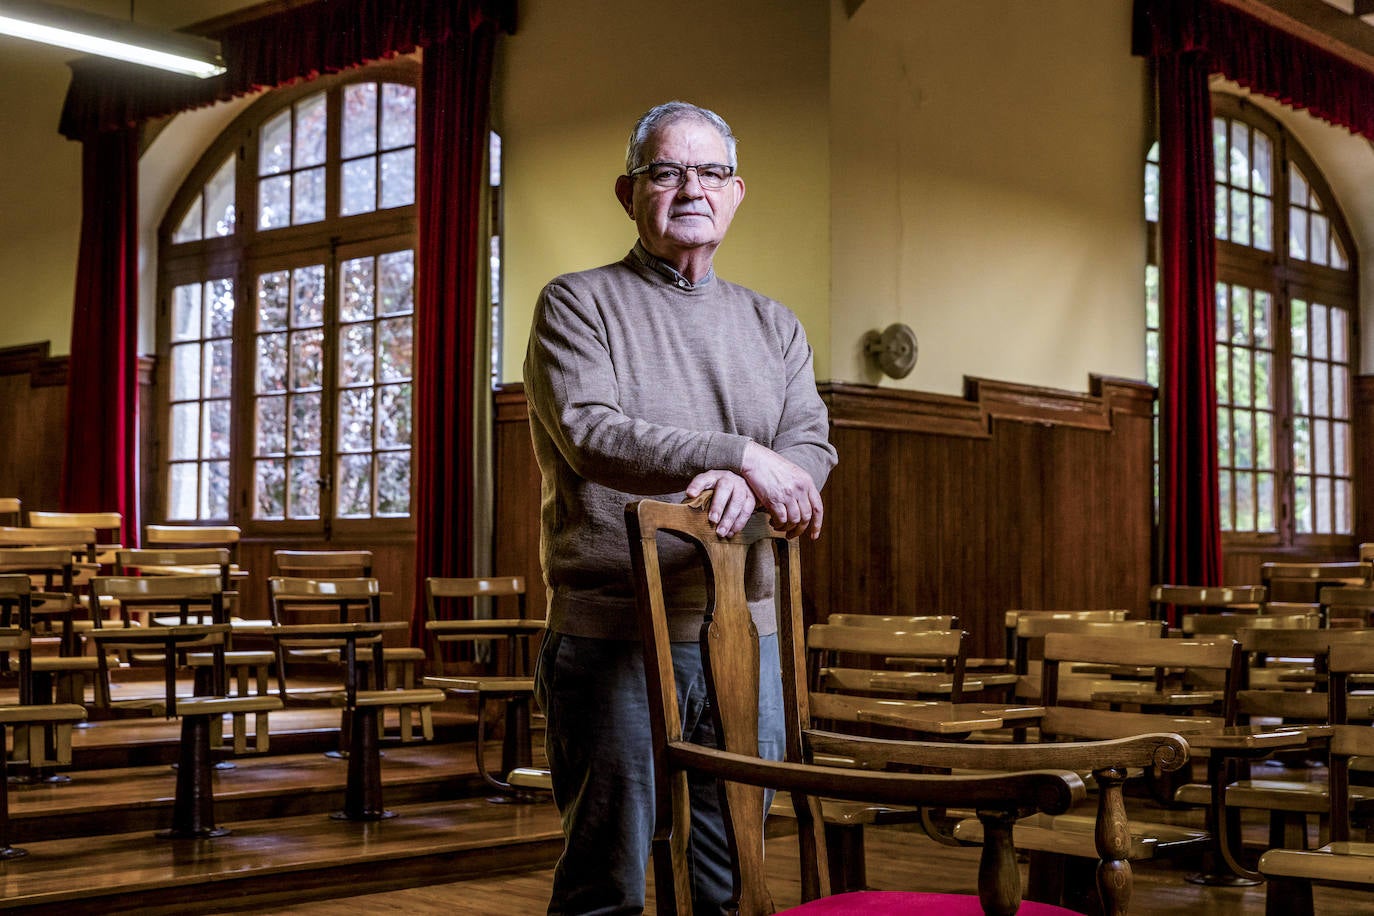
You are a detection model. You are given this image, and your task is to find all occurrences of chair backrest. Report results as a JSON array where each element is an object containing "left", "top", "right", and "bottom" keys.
[
  {"left": 268, "top": 576, "right": 382, "bottom": 624},
  {"left": 1320, "top": 585, "right": 1374, "bottom": 626},
  {"left": 0, "top": 498, "right": 20, "bottom": 526},
  {"left": 424, "top": 575, "right": 526, "bottom": 616},
  {"left": 273, "top": 549, "right": 373, "bottom": 578},
  {"left": 825, "top": 613, "right": 957, "bottom": 630},
  {"left": 1149, "top": 584, "right": 1266, "bottom": 607},
  {"left": 145, "top": 525, "right": 241, "bottom": 562},
  {"left": 1262, "top": 562, "right": 1365, "bottom": 604},
  {"left": 627, "top": 496, "right": 1086, "bottom": 915},
  {"left": 0, "top": 526, "right": 97, "bottom": 560},
  {"left": 116, "top": 548, "right": 232, "bottom": 589},
  {"left": 1183, "top": 611, "right": 1320, "bottom": 636},
  {"left": 90, "top": 574, "right": 225, "bottom": 627}
]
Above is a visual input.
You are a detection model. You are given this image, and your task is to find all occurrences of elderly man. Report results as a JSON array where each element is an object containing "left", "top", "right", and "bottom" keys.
[{"left": 525, "top": 100, "right": 837, "bottom": 915}]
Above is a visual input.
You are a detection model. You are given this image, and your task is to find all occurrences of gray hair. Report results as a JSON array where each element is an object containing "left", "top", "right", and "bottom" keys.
[{"left": 625, "top": 101, "right": 738, "bottom": 174}]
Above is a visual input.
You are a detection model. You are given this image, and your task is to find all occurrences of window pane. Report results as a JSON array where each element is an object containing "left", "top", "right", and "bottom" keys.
[
  {"left": 1253, "top": 292, "right": 1271, "bottom": 348},
  {"left": 1337, "top": 481, "right": 1353, "bottom": 535},
  {"left": 337, "top": 454, "right": 372, "bottom": 518},
  {"left": 1232, "top": 351, "right": 1251, "bottom": 407},
  {"left": 1290, "top": 164, "right": 1309, "bottom": 206},
  {"left": 1233, "top": 409, "right": 1253, "bottom": 469},
  {"left": 380, "top": 83, "right": 416, "bottom": 149},
  {"left": 1332, "top": 236, "right": 1349, "bottom": 271},
  {"left": 293, "top": 166, "right": 326, "bottom": 224},
  {"left": 1255, "top": 411, "right": 1272, "bottom": 470},
  {"left": 289, "top": 392, "right": 322, "bottom": 453},
  {"left": 174, "top": 197, "right": 203, "bottom": 243},
  {"left": 259, "top": 174, "right": 291, "bottom": 229},
  {"left": 204, "top": 156, "right": 236, "bottom": 238},
  {"left": 338, "top": 387, "right": 374, "bottom": 452},
  {"left": 342, "top": 157, "right": 377, "bottom": 216},
  {"left": 1253, "top": 352, "right": 1272, "bottom": 409},
  {"left": 1230, "top": 189, "right": 1250, "bottom": 246},
  {"left": 1335, "top": 421, "right": 1349, "bottom": 476},
  {"left": 1291, "top": 300, "right": 1308, "bottom": 355},
  {"left": 257, "top": 395, "right": 287, "bottom": 455},
  {"left": 256, "top": 333, "right": 287, "bottom": 393},
  {"left": 1231, "top": 286, "right": 1250, "bottom": 344},
  {"left": 201, "top": 460, "right": 230, "bottom": 519},
  {"left": 1144, "top": 162, "right": 1159, "bottom": 223},
  {"left": 170, "top": 403, "right": 199, "bottom": 460},
  {"left": 377, "top": 383, "right": 411, "bottom": 448},
  {"left": 1311, "top": 303, "right": 1328, "bottom": 360},
  {"left": 1230, "top": 121, "right": 1249, "bottom": 187},
  {"left": 1215, "top": 185, "right": 1229, "bottom": 241},
  {"left": 1289, "top": 208, "right": 1308, "bottom": 260},
  {"left": 340, "top": 323, "right": 375, "bottom": 385},
  {"left": 1333, "top": 365, "right": 1349, "bottom": 419},
  {"left": 1252, "top": 197, "right": 1272, "bottom": 251},
  {"left": 289, "top": 457, "right": 321, "bottom": 519},
  {"left": 256, "top": 458, "right": 286, "bottom": 519},
  {"left": 1219, "top": 470, "right": 1233, "bottom": 531},
  {"left": 376, "top": 452, "right": 410, "bottom": 516},
  {"left": 171, "top": 343, "right": 200, "bottom": 401},
  {"left": 206, "top": 279, "right": 234, "bottom": 337},
  {"left": 1235, "top": 470, "right": 1255, "bottom": 531},
  {"left": 292, "top": 266, "right": 325, "bottom": 327},
  {"left": 340, "top": 257, "right": 375, "bottom": 321},
  {"left": 258, "top": 271, "right": 290, "bottom": 330},
  {"left": 1332, "top": 309, "right": 1348, "bottom": 362},
  {"left": 1315, "top": 419, "right": 1330, "bottom": 475},
  {"left": 1216, "top": 344, "right": 1231, "bottom": 406},
  {"left": 380, "top": 148, "right": 414, "bottom": 209},
  {"left": 343, "top": 83, "right": 378, "bottom": 158},
  {"left": 168, "top": 464, "right": 198, "bottom": 520},
  {"left": 1316, "top": 477, "right": 1333, "bottom": 535},
  {"left": 204, "top": 340, "right": 232, "bottom": 398},
  {"left": 290, "top": 328, "right": 324, "bottom": 390},
  {"left": 1257, "top": 471, "right": 1275, "bottom": 532},
  {"left": 1295, "top": 475, "right": 1312, "bottom": 533},
  {"left": 378, "top": 251, "right": 414, "bottom": 314},
  {"left": 1313, "top": 363, "right": 1330, "bottom": 417},
  {"left": 172, "top": 284, "right": 201, "bottom": 340},
  {"left": 259, "top": 109, "right": 292, "bottom": 176},
  {"left": 1252, "top": 131, "right": 1272, "bottom": 194},
  {"left": 1217, "top": 409, "right": 1231, "bottom": 467},
  {"left": 1293, "top": 417, "right": 1311, "bottom": 473},
  {"left": 1213, "top": 119, "right": 1228, "bottom": 183},
  {"left": 378, "top": 317, "right": 412, "bottom": 381},
  {"left": 1311, "top": 213, "right": 1330, "bottom": 266},
  {"left": 204, "top": 400, "right": 231, "bottom": 459},
  {"left": 294, "top": 92, "right": 327, "bottom": 169}
]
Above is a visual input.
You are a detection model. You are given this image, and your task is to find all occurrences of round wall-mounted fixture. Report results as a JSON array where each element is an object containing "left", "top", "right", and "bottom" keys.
[{"left": 862, "top": 323, "right": 918, "bottom": 379}]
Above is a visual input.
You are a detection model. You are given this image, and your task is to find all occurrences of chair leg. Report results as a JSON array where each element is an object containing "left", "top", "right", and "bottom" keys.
[
  {"left": 335, "top": 706, "right": 393, "bottom": 821},
  {"left": 0, "top": 726, "right": 26, "bottom": 859},
  {"left": 822, "top": 822, "right": 866, "bottom": 893}
]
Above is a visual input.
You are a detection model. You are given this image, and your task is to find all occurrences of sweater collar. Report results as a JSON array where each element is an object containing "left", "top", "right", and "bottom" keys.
[{"left": 629, "top": 241, "right": 715, "bottom": 290}]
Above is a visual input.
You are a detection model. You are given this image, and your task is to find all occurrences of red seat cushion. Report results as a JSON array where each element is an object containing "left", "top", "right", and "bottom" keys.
[{"left": 785, "top": 891, "right": 1081, "bottom": 914}]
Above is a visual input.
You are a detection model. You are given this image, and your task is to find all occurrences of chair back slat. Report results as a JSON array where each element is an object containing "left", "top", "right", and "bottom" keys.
[{"left": 826, "top": 614, "right": 956, "bottom": 630}]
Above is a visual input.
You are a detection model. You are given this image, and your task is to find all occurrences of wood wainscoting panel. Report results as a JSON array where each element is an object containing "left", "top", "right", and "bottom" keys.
[
  {"left": 0, "top": 343, "right": 69, "bottom": 512},
  {"left": 493, "top": 377, "right": 1155, "bottom": 660}
]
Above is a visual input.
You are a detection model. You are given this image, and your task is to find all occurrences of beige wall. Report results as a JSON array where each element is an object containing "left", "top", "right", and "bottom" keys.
[
  {"left": 495, "top": 0, "right": 832, "bottom": 381},
  {"left": 830, "top": 0, "right": 1152, "bottom": 394}
]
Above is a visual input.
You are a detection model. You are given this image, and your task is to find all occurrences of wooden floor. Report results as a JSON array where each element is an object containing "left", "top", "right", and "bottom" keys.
[{"left": 6, "top": 670, "right": 1374, "bottom": 914}]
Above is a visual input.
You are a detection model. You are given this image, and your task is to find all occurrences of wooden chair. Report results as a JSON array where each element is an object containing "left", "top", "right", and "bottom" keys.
[
  {"left": 629, "top": 494, "right": 1124, "bottom": 916},
  {"left": 1176, "top": 628, "right": 1374, "bottom": 859},
  {"left": 1259, "top": 723, "right": 1374, "bottom": 915},
  {"left": 145, "top": 524, "right": 241, "bottom": 561},
  {"left": 267, "top": 575, "right": 382, "bottom": 699},
  {"left": 0, "top": 697, "right": 84, "bottom": 858},
  {"left": 422, "top": 576, "right": 546, "bottom": 795},
  {"left": 28, "top": 511, "right": 122, "bottom": 567},
  {"left": 0, "top": 546, "right": 93, "bottom": 656},
  {"left": 1261, "top": 562, "right": 1365, "bottom": 606},
  {"left": 1011, "top": 617, "right": 1165, "bottom": 703},
  {"left": 1149, "top": 584, "right": 1266, "bottom": 627},
  {"left": 1319, "top": 585, "right": 1374, "bottom": 628},
  {"left": 274, "top": 549, "right": 373, "bottom": 578},
  {"left": 88, "top": 575, "right": 229, "bottom": 716},
  {"left": 953, "top": 633, "right": 1237, "bottom": 908}
]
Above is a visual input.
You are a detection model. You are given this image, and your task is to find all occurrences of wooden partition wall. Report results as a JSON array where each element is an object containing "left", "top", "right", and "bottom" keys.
[{"left": 492, "top": 376, "right": 1156, "bottom": 660}]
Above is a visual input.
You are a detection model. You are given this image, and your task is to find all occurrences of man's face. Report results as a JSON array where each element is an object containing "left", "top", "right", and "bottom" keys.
[{"left": 614, "top": 117, "right": 746, "bottom": 267}]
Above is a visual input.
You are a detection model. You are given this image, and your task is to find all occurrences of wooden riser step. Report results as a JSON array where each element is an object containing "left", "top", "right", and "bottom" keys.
[{"left": 0, "top": 796, "right": 564, "bottom": 914}]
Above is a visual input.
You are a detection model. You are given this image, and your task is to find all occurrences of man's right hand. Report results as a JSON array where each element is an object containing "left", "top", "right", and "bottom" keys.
[{"left": 739, "top": 441, "right": 824, "bottom": 540}]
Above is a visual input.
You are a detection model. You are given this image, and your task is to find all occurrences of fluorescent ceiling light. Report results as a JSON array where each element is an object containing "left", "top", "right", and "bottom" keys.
[{"left": 0, "top": 0, "right": 225, "bottom": 78}]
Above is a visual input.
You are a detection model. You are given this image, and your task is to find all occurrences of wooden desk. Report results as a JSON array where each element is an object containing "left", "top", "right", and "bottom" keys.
[
  {"left": 87, "top": 624, "right": 228, "bottom": 716},
  {"left": 1177, "top": 724, "right": 1332, "bottom": 886},
  {"left": 267, "top": 621, "right": 410, "bottom": 820}
]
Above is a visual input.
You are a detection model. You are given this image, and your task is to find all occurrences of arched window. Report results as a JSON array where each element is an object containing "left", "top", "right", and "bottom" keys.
[
  {"left": 1145, "top": 94, "right": 1358, "bottom": 546},
  {"left": 158, "top": 63, "right": 418, "bottom": 533}
]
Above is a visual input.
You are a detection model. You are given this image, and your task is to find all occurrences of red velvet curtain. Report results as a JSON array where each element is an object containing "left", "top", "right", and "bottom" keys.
[
  {"left": 410, "top": 22, "right": 499, "bottom": 645},
  {"left": 1156, "top": 53, "right": 1223, "bottom": 613},
  {"left": 60, "top": 128, "right": 141, "bottom": 547}
]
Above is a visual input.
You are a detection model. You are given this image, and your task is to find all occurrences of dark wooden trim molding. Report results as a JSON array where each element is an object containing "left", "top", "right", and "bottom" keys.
[
  {"left": 494, "top": 383, "right": 530, "bottom": 422},
  {"left": 821, "top": 375, "right": 1156, "bottom": 437},
  {"left": 0, "top": 343, "right": 69, "bottom": 388}
]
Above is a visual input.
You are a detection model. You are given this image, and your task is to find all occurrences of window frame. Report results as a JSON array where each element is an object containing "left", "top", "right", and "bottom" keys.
[
  {"left": 1148, "top": 93, "right": 1359, "bottom": 550},
  {"left": 156, "top": 61, "right": 420, "bottom": 538}
]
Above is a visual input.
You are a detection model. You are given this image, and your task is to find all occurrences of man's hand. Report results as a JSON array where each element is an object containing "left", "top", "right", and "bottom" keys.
[
  {"left": 686, "top": 470, "right": 758, "bottom": 538},
  {"left": 739, "top": 441, "right": 824, "bottom": 540}
]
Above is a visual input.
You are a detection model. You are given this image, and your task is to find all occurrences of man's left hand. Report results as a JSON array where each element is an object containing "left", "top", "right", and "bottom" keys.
[{"left": 686, "top": 470, "right": 758, "bottom": 538}]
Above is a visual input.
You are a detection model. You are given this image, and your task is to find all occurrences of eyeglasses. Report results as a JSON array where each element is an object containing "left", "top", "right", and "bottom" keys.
[{"left": 628, "top": 161, "right": 736, "bottom": 190}]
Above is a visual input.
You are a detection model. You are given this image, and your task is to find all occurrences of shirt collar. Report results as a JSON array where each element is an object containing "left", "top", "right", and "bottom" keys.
[{"left": 630, "top": 241, "right": 714, "bottom": 290}]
